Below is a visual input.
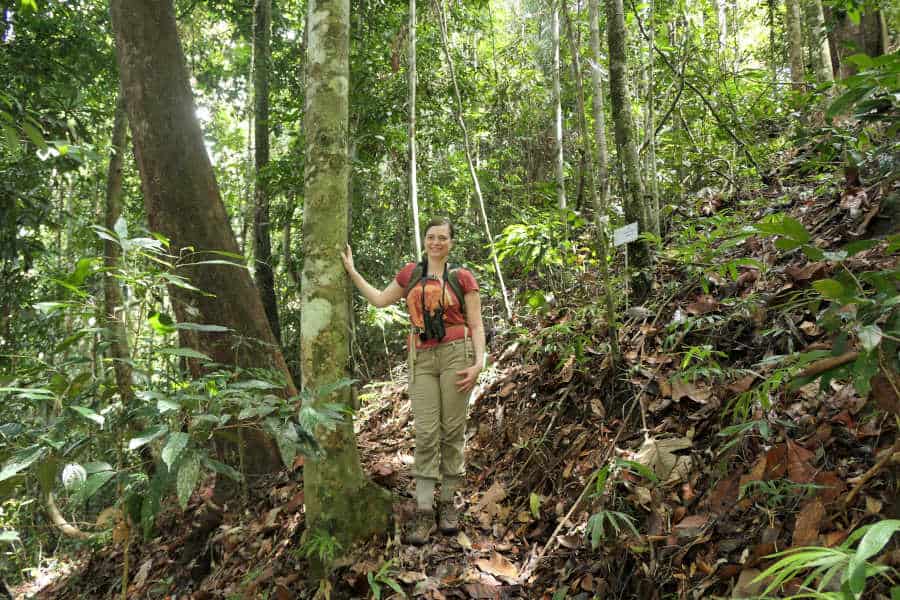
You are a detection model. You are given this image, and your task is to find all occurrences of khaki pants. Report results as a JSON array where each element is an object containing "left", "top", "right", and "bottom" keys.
[{"left": 409, "top": 339, "right": 473, "bottom": 480}]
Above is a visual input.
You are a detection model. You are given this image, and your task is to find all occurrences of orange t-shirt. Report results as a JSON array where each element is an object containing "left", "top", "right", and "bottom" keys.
[{"left": 395, "top": 262, "right": 479, "bottom": 350}]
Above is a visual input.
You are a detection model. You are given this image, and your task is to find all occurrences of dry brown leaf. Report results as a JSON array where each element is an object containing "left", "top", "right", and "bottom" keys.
[
  {"left": 870, "top": 372, "right": 900, "bottom": 416},
  {"left": 462, "top": 583, "right": 500, "bottom": 599},
  {"left": 727, "top": 375, "right": 756, "bottom": 395},
  {"left": 634, "top": 436, "right": 692, "bottom": 480},
  {"left": 474, "top": 552, "right": 519, "bottom": 582},
  {"left": 686, "top": 294, "right": 719, "bottom": 315},
  {"left": 674, "top": 514, "right": 709, "bottom": 539},
  {"left": 671, "top": 379, "right": 712, "bottom": 403},
  {"left": 840, "top": 187, "right": 867, "bottom": 217},
  {"left": 665, "top": 455, "right": 693, "bottom": 486},
  {"left": 792, "top": 500, "right": 825, "bottom": 546},
  {"left": 457, "top": 531, "right": 473, "bottom": 549},
  {"left": 785, "top": 262, "right": 828, "bottom": 282},
  {"left": 132, "top": 559, "right": 153, "bottom": 589},
  {"left": 590, "top": 398, "right": 606, "bottom": 417},
  {"left": 397, "top": 571, "right": 427, "bottom": 584},
  {"left": 786, "top": 439, "right": 816, "bottom": 484},
  {"left": 865, "top": 496, "right": 883, "bottom": 515},
  {"left": 813, "top": 471, "right": 844, "bottom": 505},
  {"left": 559, "top": 355, "right": 576, "bottom": 383},
  {"left": 731, "top": 568, "right": 764, "bottom": 598}
]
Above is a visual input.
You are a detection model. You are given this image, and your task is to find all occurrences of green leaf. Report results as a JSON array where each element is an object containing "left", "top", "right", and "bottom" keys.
[
  {"left": 73, "top": 470, "right": 115, "bottom": 504},
  {"left": 844, "top": 239, "right": 878, "bottom": 257},
  {"left": 0, "top": 530, "right": 20, "bottom": 544},
  {"left": 0, "top": 446, "right": 47, "bottom": 481},
  {"left": 161, "top": 432, "right": 190, "bottom": 470},
  {"left": 157, "top": 347, "right": 212, "bottom": 361},
  {"left": 827, "top": 84, "right": 873, "bottom": 118},
  {"left": 813, "top": 279, "right": 847, "bottom": 301},
  {"left": 21, "top": 121, "right": 47, "bottom": 150},
  {"left": 69, "top": 257, "right": 96, "bottom": 286},
  {"left": 157, "top": 398, "right": 180, "bottom": 413},
  {"left": 142, "top": 471, "right": 167, "bottom": 539},
  {"left": 231, "top": 379, "right": 280, "bottom": 391},
  {"left": 148, "top": 312, "right": 176, "bottom": 335},
  {"left": 128, "top": 425, "right": 168, "bottom": 451},
  {"left": 1, "top": 123, "right": 18, "bottom": 153},
  {"left": 530, "top": 493, "right": 541, "bottom": 518},
  {"left": 848, "top": 520, "right": 900, "bottom": 594},
  {"left": 69, "top": 405, "right": 104, "bottom": 427},
  {"left": 201, "top": 456, "right": 243, "bottom": 482},
  {"left": 269, "top": 420, "right": 298, "bottom": 468},
  {"left": 176, "top": 452, "right": 201, "bottom": 510},
  {"left": 113, "top": 216, "right": 128, "bottom": 240},
  {"left": 858, "top": 325, "right": 882, "bottom": 352}
]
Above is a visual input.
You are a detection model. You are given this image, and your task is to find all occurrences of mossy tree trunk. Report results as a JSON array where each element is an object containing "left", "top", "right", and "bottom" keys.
[
  {"left": 110, "top": 0, "right": 293, "bottom": 481},
  {"left": 606, "top": 0, "right": 651, "bottom": 296},
  {"left": 809, "top": 0, "right": 834, "bottom": 84},
  {"left": 301, "top": 0, "right": 390, "bottom": 548},
  {"left": 253, "top": 0, "right": 282, "bottom": 344}
]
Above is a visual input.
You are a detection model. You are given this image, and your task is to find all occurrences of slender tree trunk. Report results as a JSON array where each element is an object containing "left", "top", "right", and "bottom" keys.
[
  {"left": 103, "top": 92, "right": 134, "bottom": 407},
  {"left": 561, "top": 0, "right": 619, "bottom": 359},
  {"left": 253, "top": 0, "right": 282, "bottom": 343},
  {"left": 588, "top": 0, "right": 610, "bottom": 212},
  {"left": 110, "top": 0, "right": 290, "bottom": 480},
  {"left": 409, "top": 0, "right": 422, "bottom": 256},
  {"left": 712, "top": 0, "right": 727, "bottom": 62},
  {"left": 551, "top": 7, "right": 567, "bottom": 210},
  {"left": 646, "top": 0, "right": 659, "bottom": 236},
  {"left": 785, "top": 0, "right": 805, "bottom": 90},
  {"left": 606, "top": 0, "right": 651, "bottom": 292},
  {"left": 434, "top": 0, "right": 513, "bottom": 320},
  {"left": 301, "top": 0, "right": 390, "bottom": 549}
]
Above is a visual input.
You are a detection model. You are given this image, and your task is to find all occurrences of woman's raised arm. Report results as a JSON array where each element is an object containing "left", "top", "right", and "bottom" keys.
[{"left": 341, "top": 245, "right": 405, "bottom": 308}]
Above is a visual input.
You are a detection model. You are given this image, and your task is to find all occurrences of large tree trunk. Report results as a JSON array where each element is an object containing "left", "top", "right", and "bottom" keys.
[
  {"left": 110, "top": 0, "right": 292, "bottom": 481},
  {"left": 253, "top": 0, "right": 282, "bottom": 344},
  {"left": 830, "top": 8, "right": 888, "bottom": 78},
  {"left": 551, "top": 7, "right": 567, "bottom": 211},
  {"left": 103, "top": 92, "right": 134, "bottom": 407},
  {"left": 606, "top": 0, "right": 651, "bottom": 294},
  {"left": 301, "top": 0, "right": 391, "bottom": 549},
  {"left": 785, "top": 0, "right": 805, "bottom": 89}
]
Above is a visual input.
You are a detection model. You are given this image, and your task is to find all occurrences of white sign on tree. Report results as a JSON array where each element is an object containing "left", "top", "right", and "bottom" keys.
[{"left": 613, "top": 222, "right": 639, "bottom": 246}]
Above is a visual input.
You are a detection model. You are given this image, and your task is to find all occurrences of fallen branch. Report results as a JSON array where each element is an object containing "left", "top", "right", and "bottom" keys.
[
  {"left": 843, "top": 437, "right": 900, "bottom": 509},
  {"left": 795, "top": 351, "right": 859, "bottom": 381}
]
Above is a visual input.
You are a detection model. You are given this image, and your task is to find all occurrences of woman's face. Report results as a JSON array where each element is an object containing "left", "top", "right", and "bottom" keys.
[{"left": 425, "top": 224, "right": 453, "bottom": 262}]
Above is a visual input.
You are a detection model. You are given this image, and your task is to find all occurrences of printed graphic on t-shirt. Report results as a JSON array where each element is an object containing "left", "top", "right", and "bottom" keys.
[{"left": 406, "top": 281, "right": 457, "bottom": 329}]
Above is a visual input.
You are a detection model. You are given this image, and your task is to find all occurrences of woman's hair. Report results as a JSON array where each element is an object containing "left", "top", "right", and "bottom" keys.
[{"left": 424, "top": 216, "right": 454, "bottom": 239}]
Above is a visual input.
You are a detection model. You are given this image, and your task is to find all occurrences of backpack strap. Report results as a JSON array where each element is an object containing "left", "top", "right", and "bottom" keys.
[{"left": 403, "top": 261, "right": 426, "bottom": 301}]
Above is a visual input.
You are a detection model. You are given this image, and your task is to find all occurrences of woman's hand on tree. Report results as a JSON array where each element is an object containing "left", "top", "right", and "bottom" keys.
[
  {"left": 340, "top": 244, "right": 355, "bottom": 273},
  {"left": 455, "top": 364, "right": 481, "bottom": 393}
]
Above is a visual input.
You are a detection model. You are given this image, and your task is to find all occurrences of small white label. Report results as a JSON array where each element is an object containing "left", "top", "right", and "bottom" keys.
[{"left": 613, "top": 222, "right": 639, "bottom": 246}]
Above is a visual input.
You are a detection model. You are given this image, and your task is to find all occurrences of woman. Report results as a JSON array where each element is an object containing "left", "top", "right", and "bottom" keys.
[{"left": 341, "top": 217, "right": 486, "bottom": 545}]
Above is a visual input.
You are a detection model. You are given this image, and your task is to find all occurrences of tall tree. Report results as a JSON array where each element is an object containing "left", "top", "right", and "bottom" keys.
[
  {"left": 785, "top": 0, "right": 805, "bottom": 89},
  {"left": 606, "top": 0, "right": 651, "bottom": 290},
  {"left": 110, "top": 0, "right": 292, "bottom": 481},
  {"left": 551, "top": 6, "right": 567, "bottom": 210},
  {"left": 103, "top": 92, "right": 134, "bottom": 409},
  {"left": 301, "top": 0, "right": 391, "bottom": 547},
  {"left": 409, "top": 0, "right": 422, "bottom": 256},
  {"left": 561, "top": 0, "right": 619, "bottom": 360},
  {"left": 253, "top": 0, "right": 281, "bottom": 343},
  {"left": 434, "top": 0, "right": 513, "bottom": 320},
  {"left": 809, "top": 0, "right": 834, "bottom": 84},
  {"left": 588, "top": 0, "right": 610, "bottom": 211}
]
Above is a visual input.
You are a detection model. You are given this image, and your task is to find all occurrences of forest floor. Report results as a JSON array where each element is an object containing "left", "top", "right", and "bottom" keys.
[{"left": 21, "top": 161, "right": 900, "bottom": 599}]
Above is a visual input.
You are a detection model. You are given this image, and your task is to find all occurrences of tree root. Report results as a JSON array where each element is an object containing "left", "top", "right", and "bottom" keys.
[{"left": 44, "top": 491, "right": 93, "bottom": 540}]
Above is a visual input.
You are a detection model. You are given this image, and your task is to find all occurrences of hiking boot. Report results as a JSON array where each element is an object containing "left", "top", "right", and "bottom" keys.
[
  {"left": 406, "top": 510, "right": 435, "bottom": 546},
  {"left": 438, "top": 500, "right": 460, "bottom": 534}
]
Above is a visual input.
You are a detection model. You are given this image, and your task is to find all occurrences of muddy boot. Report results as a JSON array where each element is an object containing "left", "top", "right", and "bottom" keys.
[
  {"left": 438, "top": 500, "right": 460, "bottom": 534},
  {"left": 406, "top": 509, "right": 435, "bottom": 545}
]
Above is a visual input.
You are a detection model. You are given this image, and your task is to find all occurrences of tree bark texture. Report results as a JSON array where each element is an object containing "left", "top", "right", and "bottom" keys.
[
  {"left": 606, "top": 0, "right": 651, "bottom": 283},
  {"left": 103, "top": 92, "right": 134, "bottom": 407},
  {"left": 785, "top": 0, "right": 805, "bottom": 89},
  {"left": 253, "top": 0, "right": 282, "bottom": 344},
  {"left": 110, "top": 0, "right": 291, "bottom": 479},
  {"left": 588, "top": 0, "right": 610, "bottom": 213},
  {"left": 830, "top": 8, "right": 888, "bottom": 78},
  {"left": 301, "top": 0, "right": 390, "bottom": 547},
  {"left": 809, "top": 0, "right": 834, "bottom": 83},
  {"left": 551, "top": 8, "right": 567, "bottom": 211}
]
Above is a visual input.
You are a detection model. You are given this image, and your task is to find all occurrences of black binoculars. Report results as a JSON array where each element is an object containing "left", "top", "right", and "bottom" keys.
[{"left": 419, "top": 307, "right": 446, "bottom": 342}]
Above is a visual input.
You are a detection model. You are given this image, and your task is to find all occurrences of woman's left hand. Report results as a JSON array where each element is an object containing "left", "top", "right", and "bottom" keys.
[{"left": 455, "top": 364, "right": 481, "bottom": 393}]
